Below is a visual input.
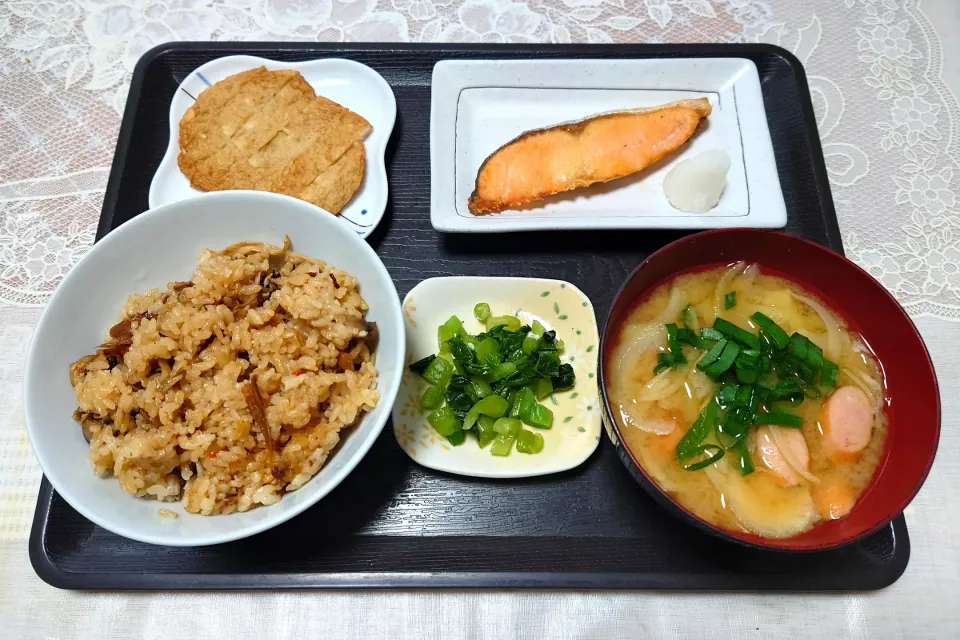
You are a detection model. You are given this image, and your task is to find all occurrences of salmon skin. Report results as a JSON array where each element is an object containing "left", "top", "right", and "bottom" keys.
[{"left": 467, "top": 98, "right": 712, "bottom": 215}]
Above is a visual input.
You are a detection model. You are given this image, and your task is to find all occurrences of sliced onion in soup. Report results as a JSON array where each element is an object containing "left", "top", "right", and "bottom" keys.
[
  {"left": 789, "top": 291, "right": 842, "bottom": 361},
  {"left": 713, "top": 262, "right": 746, "bottom": 320},
  {"left": 658, "top": 287, "right": 687, "bottom": 324},
  {"left": 618, "top": 400, "right": 677, "bottom": 435},
  {"left": 633, "top": 362, "right": 694, "bottom": 402},
  {"left": 705, "top": 459, "right": 820, "bottom": 538},
  {"left": 613, "top": 323, "right": 664, "bottom": 381}
]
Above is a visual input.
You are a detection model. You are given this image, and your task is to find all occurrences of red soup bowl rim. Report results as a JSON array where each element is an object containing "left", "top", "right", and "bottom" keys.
[{"left": 599, "top": 228, "right": 941, "bottom": 552}]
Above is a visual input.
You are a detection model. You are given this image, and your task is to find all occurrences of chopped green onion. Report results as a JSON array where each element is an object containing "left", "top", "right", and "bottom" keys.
[
  {"left": 654, "top": 352, "right": 677, "bottom": 375},
  {"left": 730, "top": 438, "right": 754, "bottom": 475},
  {"left": 697, "top": 339, "right": 728, "bottom": 369},
  {"left": 700, "top": 327, "right": 725, "bottom": 341},
  {"left": 736, "top": 366, "right": 759, "bottom": 384},
  {"left": 750, "top": 312, "right": 790, "bottom": 349},
  {"left": 713, "top": 318, "right": 761, "bottom": 350},
  {"left": 760, "top": 355, "right": 772, "bottom": 373},
  {"left": 473, "top": 302, "right": 491, "bottom": 323},
  {"left": 716, "top": 413, "right": 748, "bottom": 449},
  {"left": 681, "top": 444, "right": 725, "bottom": 471},
  {"left": 704, "top": 341, "right": 741, "bottom": 378},
  {"left": 771, "top": 380, "right": 803, "bottom": 398},
  {"left": 665, "top": 323, "right": 687, "bottom": 366},
  {"left": 419, "top": 385, "right": 444, "bottom": 410},
  {"left": 789, "top": 332, "right": 809, "bottom": 360},
  {"left": 427, "top": 406, "right": 460, "bottom": 436},
  {"left": 735, "top": 349, "right": 760, "bottom": 384},
  {"left": 807, "top": 342, "right": 824, "bottom": 370},
  {"left": 735, "top": 384, "right": 754, "bottom": 407},
  {"left": 754, "top": 410, "right": 804, "bottom": 428},
  {"left": 676, "top": 400, "right": 719, "bottom": 459},
  {"left": 516, "top": 428, "right": 544, "bottom": 454},
  {"left": 821, "top": 359, "right": 839, "bottom": 388},
  {"left": 725, "top": 291, "right": 737, "bottom": 309},
  {"left": 677, "top": 327, "right": 699, "bottom": 346},
  {"left": 717, "top": 383, "right": 739, "bottom": 405},
  {"left": 421, "top": 357, "right": 455, "bottom": 387}
]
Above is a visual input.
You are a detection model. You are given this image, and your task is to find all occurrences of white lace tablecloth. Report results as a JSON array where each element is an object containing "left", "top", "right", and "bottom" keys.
[{"left": 2, "top": 0, "right": 959, "bottom": 637}]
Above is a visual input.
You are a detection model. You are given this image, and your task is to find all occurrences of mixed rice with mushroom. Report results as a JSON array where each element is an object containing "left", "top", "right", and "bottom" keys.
[{"left": 69, "top": 238, "right": 378, "bottom": 515}]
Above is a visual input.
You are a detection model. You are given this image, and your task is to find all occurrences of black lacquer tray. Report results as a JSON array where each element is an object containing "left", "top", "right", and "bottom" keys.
[{"left": 30, "top": 42, "right": 908, "bottom": 590}]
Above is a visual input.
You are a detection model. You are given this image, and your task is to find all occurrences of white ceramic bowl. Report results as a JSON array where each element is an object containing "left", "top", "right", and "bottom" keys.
[{"left": 23, "top": 191, "right": 405, "bottom": 546}]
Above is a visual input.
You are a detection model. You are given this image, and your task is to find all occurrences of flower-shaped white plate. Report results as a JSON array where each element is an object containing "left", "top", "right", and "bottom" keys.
[
  {"left": 393, "top": 277, "right": 602, "bottom": 478},
  {"left": 149, "top": 55, "right": 396, "bottom": 238}
]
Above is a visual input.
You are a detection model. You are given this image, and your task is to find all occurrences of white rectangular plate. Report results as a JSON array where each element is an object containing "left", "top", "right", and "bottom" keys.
[{"left": 430, "top": 58, "right": 787, "bottom": 232}]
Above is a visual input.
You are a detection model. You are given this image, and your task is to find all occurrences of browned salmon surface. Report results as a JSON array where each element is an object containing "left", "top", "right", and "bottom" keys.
[{"left": 467, "top": 98, "right": 712, "bottom": 215}]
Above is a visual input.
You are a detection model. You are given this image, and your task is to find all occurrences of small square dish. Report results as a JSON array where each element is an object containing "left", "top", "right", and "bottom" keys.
[
  {"left": 430, "top": 58, "right": 786, "bottom": 232},
  {"left": 393, "top": 277, "right": 601, "bottom": 478},
  {"left": 149, "top": 55, "right": 396, "bottom": 238}
]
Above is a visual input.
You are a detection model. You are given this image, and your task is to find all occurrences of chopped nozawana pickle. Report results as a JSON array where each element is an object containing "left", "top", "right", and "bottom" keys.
[
  {"left": 408, "top": 304, "right": 577, "bottom": 456},
  {"left": 516, "top": 428, "right": 545, "bottom": 454},
  {"left": 420, "top": 385, "right": 444, "bottom": 410}
]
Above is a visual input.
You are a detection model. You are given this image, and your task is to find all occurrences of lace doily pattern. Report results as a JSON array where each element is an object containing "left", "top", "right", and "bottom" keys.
[{"left": 1, "top": 0, "right": 957, "bottom": 318}]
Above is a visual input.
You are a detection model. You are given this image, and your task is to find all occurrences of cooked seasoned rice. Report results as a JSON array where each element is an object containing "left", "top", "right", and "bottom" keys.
[{"left": 69, "top": 239, "right": 378, "bottom": 515}]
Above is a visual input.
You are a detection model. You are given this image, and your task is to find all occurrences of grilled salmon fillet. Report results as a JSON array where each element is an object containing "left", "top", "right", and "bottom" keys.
[{"left": 468, "top": 98, "right": 712, "bottom": 215}]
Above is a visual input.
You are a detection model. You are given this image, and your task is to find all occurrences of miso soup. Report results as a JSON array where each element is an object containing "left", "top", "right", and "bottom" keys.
[{"left": 607, "top": 262, "right": 887, "bottom": 538}]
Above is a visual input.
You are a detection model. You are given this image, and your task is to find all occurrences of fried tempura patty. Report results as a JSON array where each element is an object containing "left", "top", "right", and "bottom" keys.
[{"left": 178, "top": 67, "right": 372, "bottom": 214}]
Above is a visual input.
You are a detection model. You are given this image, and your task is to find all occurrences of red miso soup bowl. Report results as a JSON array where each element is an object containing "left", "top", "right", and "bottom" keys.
[{"left": 599, "top": 229, "right": 940, "bottom": 552}]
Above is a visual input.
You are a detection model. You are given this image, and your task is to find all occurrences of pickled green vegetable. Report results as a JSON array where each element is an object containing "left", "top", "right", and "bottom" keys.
[
  {"left": 473, "top": 302, "right": 491, "bottom": 323},
  {"left": 419, "top": 385, "right": 444, "bottom": 410},
  {"left": 421, "top": 357, "right": 454, "bottom": 387},
  {"left": 410, "top": 304, "right": 577, "bottom": 456},
  {"left": 516, "top": 429, "right": 544, "bottom": 454},
  {"left": 427, "top": 406, "right": 460, "bottom": 436},
  {"left": 487, "top": 315, "right": 522, "bottom": 331},
  {"left": 475, "top": 415, "right": 497, "bottom": 448}
]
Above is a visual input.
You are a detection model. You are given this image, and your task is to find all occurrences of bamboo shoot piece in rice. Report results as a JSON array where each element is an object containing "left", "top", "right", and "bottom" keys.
[{"left": 606, "top": 263, "right": 887, "bottom": 538}]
